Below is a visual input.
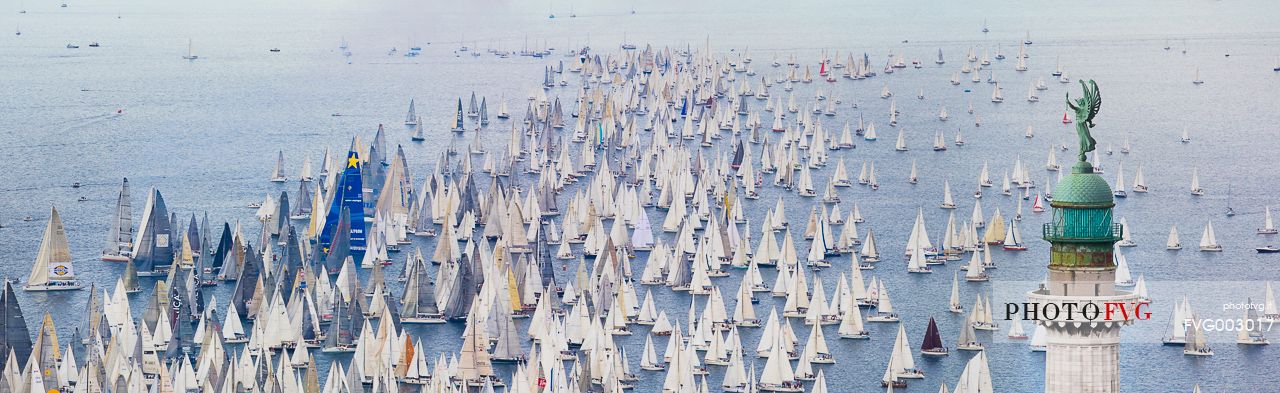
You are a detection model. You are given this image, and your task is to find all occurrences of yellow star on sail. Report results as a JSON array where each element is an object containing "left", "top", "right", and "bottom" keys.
[{"left": 347, "top": 155, "right": 360, "bottom": 168}]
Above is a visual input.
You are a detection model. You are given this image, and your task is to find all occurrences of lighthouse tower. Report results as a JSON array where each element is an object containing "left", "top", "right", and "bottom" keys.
[{"left": 1031, "top": 159, "right": 1139, "bottom": 392}]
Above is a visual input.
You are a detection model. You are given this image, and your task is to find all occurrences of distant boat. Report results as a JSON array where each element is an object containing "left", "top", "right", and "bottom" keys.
[
  {"left": 1117, "top": 217, "right": 1136, "bottom": 247},
  {"left": 1114, "top": 246, "right": 1135, "bottom": 287},
  {"left": 1237, "top": 298, "right": 1270, "bottom": 344},
  {"left": 1007, "top": 320, "right": 1028, "bottom": 340},
  {"left": 182, "top": 38, "right": 198, "bottom": 60},
  {"left": 451, "top": 98, "right": 466, "bottom": 132},
  {"left": 269, "top": 150, "right": 287, "bottom": 182},
  {"left": 1029, "top": 325, "right": 1047, "bottom": 351},
  {"left": 404, "top": 99, "right": 418, "bottom": 125},
  {"left": 1184, "top": 310, "right": 1214, "bottom": 356},
  {"left": 981, "top": 19, "right": 989, "bottom": 33},
  {"left": 1113, "top": 163, "right": 1128, "bottom": 198},
  {"left": 496, "top": 97, "right": 510, "bottom": 119},
  {"left": 25, "top": 206, "right": 83, "bottom": 291},
  {"left": 66, "top": 43, "right": 79, "bottom": 49},
  {"left": 1192, "top": 67, "right": 1203, "bottom": 84},
  {"left": 410, "top": 120, "right": 425, "bottom": 141},
  {"left": 1200, "top": 221, "right": 1222, "bottom": 251},
  {"left": 1167, "top": 224, "right": 1183, "bottom": 250},
  {"left": 1190, "top": 167, "right": 1204, "bottom": 196},
  {"left": 1257, "top": 246, "right": 1280, "bottom": 253},
  {"left": 88, "top": 42, "right": 99, "bottom": 47},
  {"left": 1260, "top": 206, "right": 1278, "bottom": 234},
  {"left": 268, "top": 48, "right": 280, "bottom": 52}
]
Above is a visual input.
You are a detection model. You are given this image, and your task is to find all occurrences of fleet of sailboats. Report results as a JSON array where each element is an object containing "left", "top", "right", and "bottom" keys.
[{"left": 3, "top": 36, "right": 1261, "bottom": 393}]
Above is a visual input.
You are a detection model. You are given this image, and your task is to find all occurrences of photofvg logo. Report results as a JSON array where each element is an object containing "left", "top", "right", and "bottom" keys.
[
  {"left": 988, "top": 280, "right": 1280, "bottom": 343},
  {"left": 1004, "top": 301, "right": 1152, "bottom": 322}
]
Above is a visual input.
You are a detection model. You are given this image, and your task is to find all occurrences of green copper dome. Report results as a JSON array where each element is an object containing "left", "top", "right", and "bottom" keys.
[{"left": 1052, "top": 162, "right": 1114, "bottom": 208}]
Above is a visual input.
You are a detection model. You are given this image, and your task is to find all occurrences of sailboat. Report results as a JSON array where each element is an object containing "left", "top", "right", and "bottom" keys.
[
  {"left": 1260, "top": 206, "right": 1278, "bottom": 234},
  {"left": 270, "top": 150, "right": 287, "bottom": 182},
  {"left": 1117, "top": 217, "right": 1136, "bottom": 247},
  {"left": 182, "top": 38, "right": 198, "bottom": 60},
  {"left": 920, "top": 318, "right": 948, "bottom": 356},
  {"left": 1007, "top": 320, "right": 1028, "bottom": 340},
  {"left": 1236, "top": 298, "right": 1270, "bottom": 345},
  {"left": 131, "top": 187, "right": 175, "bottom": 276},
  {"left": 990, "top": 83, "right": 1003, "bottom": 103},
  {"left": 949, "top": 272, "right": 964, "bottom": 313},
  {"left": 756, "top": 325, "right": 803, "bottom": 392},
  {"left": 640, "top": 335, "right": 664, "bottom": 370},
  {"left": 1114, "top": 246, "right": 1135, "bottom": 287},
  {"left": 1113, "top": 163, "right": 1127, "bottom": 198},
  {"left": 1199, "top": 221, "right": 1222, "bottom": 251},
  {"left": 451, "top": 98, "right": 466, "bottom": 132},
  {"left": 25, "top": 207, "right": 82, "bottom": 291},
  {"left": 404, "top": 99, "right": 418, "bottom": 125},
  {"left": 400, "top": 256, "right": 444, "bottom": 323},
  {"left": 1184, "top": 311, "right": 1213, "bottom": 356},
  {"left": 1029, "top": 325, "right": 1047, "bottom": 351},
  {"left": 1002, "top": 220, "right": 1026, "bottom": 250},
  {"left": 1259, "top": 283, "right": 1280, "bottom": 324},
  {"left": 1192, "top": 67, "right": 1204, "bottom": 84},
  {"left": 411, "top": 121, "right": 425, "bottom": 141},
  {"left": 940, "top": 181, "right": 957, "bottom": 209},
  {"left": 956, "top": 315, "right": 983, "bottom": 351},
  {"left": 964, "top": 247, "right": 988, "bottom": 282},
  {"left": 1132, "top": 166, "right": 1148, "bottom": 192},
  {"left": 1167, "top": 225, "right": 1183, "bottom": 250},
  {"left": 953, "top": 350, "right": 994, "bottom": 391},
  {"left": 102, "top": 178, "right": 133, "bottom": 262},
  {"left": 1190, "top": 167, "right": 1204, "bottom": 196},
  {"left": 867, "top": 280, "right": 899, "bottom": 322}
]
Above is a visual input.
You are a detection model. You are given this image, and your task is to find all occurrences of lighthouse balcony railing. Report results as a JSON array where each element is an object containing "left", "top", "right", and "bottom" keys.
[{"left": 1042, "top": 223, "right": 1122, "bottom": 242}]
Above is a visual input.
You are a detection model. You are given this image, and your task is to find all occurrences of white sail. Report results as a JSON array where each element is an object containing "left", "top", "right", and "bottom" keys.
[
  {"left": 1199, "top": 221, "right": 1221, "bottom": 251},
  {"left": 1167, "top": 225, "right": 1182, "bottom": 249},
  {"left": 27, "top": 207, "right": 81, "bottom": 291}
]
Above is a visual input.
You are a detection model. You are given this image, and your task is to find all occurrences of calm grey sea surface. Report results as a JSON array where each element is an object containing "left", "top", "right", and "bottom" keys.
[{"left": 3, "top": 0, "right": 1280, "bottom": 391}]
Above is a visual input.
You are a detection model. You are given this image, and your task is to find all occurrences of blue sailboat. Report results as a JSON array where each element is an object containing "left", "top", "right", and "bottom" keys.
[{"left": 317, "top": 147, "right": 367, "bottom": 270}]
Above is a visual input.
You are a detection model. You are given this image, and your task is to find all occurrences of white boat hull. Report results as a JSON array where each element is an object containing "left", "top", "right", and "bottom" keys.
[{"left": 24, "top": 283, "right": 83, "bottom": 291}]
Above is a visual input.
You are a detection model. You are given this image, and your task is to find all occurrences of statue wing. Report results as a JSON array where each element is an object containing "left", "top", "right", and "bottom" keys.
[
  {"left": 1089, "top": 80, "right": 1101, "bottom": 116},
  {"left": 1083, "top": 80, "right": 1101, "bottom": 125}
]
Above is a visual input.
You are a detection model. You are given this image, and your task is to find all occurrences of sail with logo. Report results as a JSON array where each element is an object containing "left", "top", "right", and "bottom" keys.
[
  {"left": 26, "top": 206, "right": 82, "bottom": 291},
  {"left": 132, "top": 187, "right": 175, "bottom": 276},
  {"left": 317, "top": 142, "right": 368, "bottom": 267}
]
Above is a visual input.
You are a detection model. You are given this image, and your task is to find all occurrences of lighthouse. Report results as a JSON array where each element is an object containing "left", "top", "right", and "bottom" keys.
[{"left": 1030, "top": 80, "right": 1139, "bottom": 392}]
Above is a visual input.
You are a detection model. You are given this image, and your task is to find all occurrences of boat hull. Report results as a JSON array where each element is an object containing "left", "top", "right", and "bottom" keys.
[
  {"left": 101, "top": 254, "right": 131, "bottom": 262},
  {"left": 24, "top": 283, "right": 83, "bottom": 291}
]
